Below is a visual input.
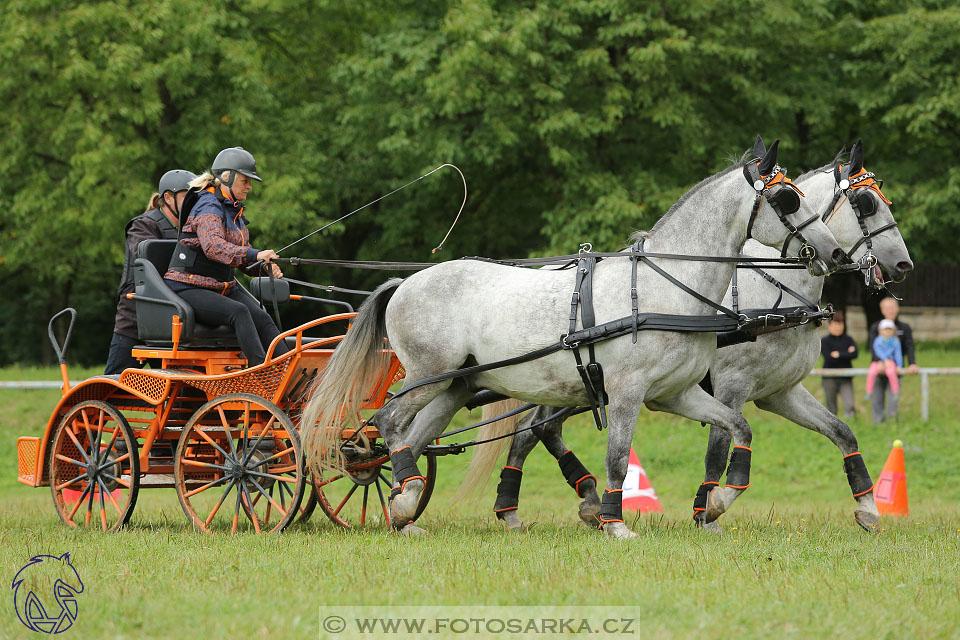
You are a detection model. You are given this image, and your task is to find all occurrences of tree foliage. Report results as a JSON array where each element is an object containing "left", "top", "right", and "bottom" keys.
[{"left": 0, "top": 0, "right": 956, "bottom": 365}]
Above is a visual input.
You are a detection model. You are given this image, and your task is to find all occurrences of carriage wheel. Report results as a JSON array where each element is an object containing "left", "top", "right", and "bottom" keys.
[
  {"left": 312, "top": 444, "right": 437, "bottom": 529},
  {"left": 49, "top": 400, "right": 140, "bottom": 531},
  {"left": 174, "top": 393, "right": 305, "bottom": 534}
]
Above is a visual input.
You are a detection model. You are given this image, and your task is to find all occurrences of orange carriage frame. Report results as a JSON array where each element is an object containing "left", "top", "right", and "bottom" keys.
[{"left": 16, "top": 311, "right": 406, "bottom": 533}]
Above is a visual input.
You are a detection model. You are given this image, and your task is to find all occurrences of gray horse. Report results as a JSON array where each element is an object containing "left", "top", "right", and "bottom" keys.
[
  {"left": 470, "top": 140, "right": 911, "bottom": 532},
  {"left": 301, "top": 140, "right": 845, "bottom": 539}
]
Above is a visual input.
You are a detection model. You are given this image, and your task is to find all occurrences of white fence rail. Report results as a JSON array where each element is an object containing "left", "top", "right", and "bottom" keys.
[
  {"left": 811, "top": 367, "right": 960, "bottom": 421},
  {"left": 0, "top": 381, "right": 71, "bottom": 389},
  {"left": 5, "top": 368, "right": 960, "bottom": 421}
]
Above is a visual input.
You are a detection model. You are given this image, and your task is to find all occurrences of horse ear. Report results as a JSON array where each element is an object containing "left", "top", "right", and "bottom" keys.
[
  {"left": 849, "top": 139, "right": 864, "bottom": 174},
  {"left": 759, "top": 139, "right": 780, "bottom": 175},
  {"left": 753, "top": 134, "right": 766, "bottom": 159}
]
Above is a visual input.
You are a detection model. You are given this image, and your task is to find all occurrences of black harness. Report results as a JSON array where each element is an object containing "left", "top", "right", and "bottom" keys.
[
  {"left": 743, "top": 162, "right": 820, "bottom": 260},
  {"left": 819, "top": 163, "right": 898, "bottom": 286}
]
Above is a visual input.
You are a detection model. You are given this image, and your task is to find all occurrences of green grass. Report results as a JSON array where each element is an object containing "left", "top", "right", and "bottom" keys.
[{"left": 2, "top": 347, "right": 959, "bottom": 639}]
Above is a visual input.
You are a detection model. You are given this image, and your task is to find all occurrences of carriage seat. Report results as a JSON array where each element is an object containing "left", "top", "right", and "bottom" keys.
[{"left": 133, "top": 239, "right": 245, "bottom": 347}]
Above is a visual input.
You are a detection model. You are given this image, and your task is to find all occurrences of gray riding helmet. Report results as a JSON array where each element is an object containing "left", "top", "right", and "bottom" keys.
[
  {"left": 212, "top": 147, "right": 263, "bottom": 184},
  {"left": 158, "top": 169, "right": 198, "bottom": 195}
]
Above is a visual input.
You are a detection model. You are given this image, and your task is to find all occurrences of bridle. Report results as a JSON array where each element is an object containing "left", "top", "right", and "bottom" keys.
[
  {"left": 820, "top": 163, "right": 898, "bottom": 287},
  {"left": 743, "top": 161, "right": 820, "bottom": 261}
]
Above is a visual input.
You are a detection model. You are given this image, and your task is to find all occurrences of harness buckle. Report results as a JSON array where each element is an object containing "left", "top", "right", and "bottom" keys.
[
  {"left": 763, "top": 314, "right": 785, "bottom": 327},
  {"left": 561, "top": 334, "right": 580, "bottom": 350},
  {"left": 579, "top": 242, "right": 593, "bottom": 255}
]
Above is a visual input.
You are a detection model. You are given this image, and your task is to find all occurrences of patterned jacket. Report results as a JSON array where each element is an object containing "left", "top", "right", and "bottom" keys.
[{"left": 164, "top": 186, "right": 260, "bottom": 293}]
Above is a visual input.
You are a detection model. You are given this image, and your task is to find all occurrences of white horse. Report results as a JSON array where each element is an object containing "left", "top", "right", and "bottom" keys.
[
  {"left": 470, "top": 140, "right": 911, "bottom": 532},
  {"left": 301, "top": 140, "right": 845, "bottom": 538}
]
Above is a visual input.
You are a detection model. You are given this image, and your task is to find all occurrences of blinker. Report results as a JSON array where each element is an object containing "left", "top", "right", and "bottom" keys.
[
  {"left": 771, "top": 187, "right": 800, "bottom": 215},
  {"left": 855, "top": 190, "right": 877, "bottom": 217}
]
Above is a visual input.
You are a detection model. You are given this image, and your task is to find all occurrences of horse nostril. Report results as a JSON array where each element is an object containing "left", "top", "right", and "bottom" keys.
[
  {"left": 896, "top": 260, "right": 914, "bottom": 275},
  {"left": 832, "top": 248, "right": 846, "bottom": 264}
]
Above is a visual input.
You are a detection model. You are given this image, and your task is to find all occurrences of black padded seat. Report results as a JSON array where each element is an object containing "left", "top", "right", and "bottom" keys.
[{"left": 133, "top": 239, "right": 254, "bottom": 348}]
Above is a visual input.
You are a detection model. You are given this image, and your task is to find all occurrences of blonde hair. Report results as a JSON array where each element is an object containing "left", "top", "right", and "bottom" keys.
[
  {"left": 144, "top": 192, "right": 161, "bottom": 212},
  {"left": 188, "top": 172, "right": 218, "bottom": 190},
  {"left": 188, "top": 170, "right": 234, "bottom": 191}
]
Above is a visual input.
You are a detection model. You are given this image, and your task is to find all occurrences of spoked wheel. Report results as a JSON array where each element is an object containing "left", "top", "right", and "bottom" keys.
[
  {"left": 174, "top": 393, "right": 305, "bottom": 534},
  {"left": 312, "top": 438, "right": 437, "bottom": 529},
  {"left": 49, "top": 400, "right": 140, "bottom": 531}
]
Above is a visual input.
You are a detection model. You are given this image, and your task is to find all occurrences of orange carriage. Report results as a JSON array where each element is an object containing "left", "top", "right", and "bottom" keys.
[{"left": 15, "top": 240, "right": 433, "bottom": 534}]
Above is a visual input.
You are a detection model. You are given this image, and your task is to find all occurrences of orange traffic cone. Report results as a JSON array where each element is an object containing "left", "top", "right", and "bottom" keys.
[{"left": 874, "top": 440, "right": 908, "bottom": 516}]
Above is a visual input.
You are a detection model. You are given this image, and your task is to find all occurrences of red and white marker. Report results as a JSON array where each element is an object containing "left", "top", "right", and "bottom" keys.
[{"left": 622, "top": 448, "right": 663, "bottom": 512}]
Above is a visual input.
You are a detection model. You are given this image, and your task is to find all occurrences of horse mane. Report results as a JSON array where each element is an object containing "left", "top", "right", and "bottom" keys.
[
  {"left": 796, "top": 148, "right": 846, "bottom": 183},
  {"left": 640, "top": 149, "right": 752, "bottom": 240}
]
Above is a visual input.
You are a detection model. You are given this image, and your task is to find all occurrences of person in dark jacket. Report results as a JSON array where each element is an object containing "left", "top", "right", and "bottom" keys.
[
  {"left": 867, "top": 297, "right": 918, "bottom": 422},
  {"left": 820, "top": 311, "right": 858, "bottom": 418},
  {"left": 104, "top": 169, "right": 197, "bottom": 375},
  {"left": 163, "top": 147, "right": 289, "bottom": 366}
]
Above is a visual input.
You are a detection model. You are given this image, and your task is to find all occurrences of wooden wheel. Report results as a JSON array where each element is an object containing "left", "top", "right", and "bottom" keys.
[
  {"left": 312, "top": 440, "right": 437, "bottom": 529},
  {"left": 174, "top": 393, "right": 305, "bottom": 534},
  {"left": 49, "top": 400, "right": 140, "bottom": 531}
]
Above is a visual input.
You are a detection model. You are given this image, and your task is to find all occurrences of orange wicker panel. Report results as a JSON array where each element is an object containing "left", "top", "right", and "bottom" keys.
[
  {"left": 186, "top": 360, "right": 290, "bottom": 401},
  {"left": 17, "top": 437, "right": 40, "bottom": 486},
  {"left": 391, "top": 364, "right": 406, "bottom": 386},
  {"left": 121, "top": 372, "right": 169, "bottom": 403}
]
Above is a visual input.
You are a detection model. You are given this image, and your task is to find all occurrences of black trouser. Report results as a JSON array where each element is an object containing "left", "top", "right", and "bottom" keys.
[
  {"left": 178, "top": 286, "right": 289, "bottom": 366},
  {"left": 104, "top": 333, "right": 144, "bottom": 375}
]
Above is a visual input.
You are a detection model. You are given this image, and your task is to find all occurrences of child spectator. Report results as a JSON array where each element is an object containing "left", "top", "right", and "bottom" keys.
[
  {"left": 820, "top": 311, "right": 858, "bottom": 418},
  {"left": 866, "top": 319, "right": 902, "bottom": 399}
]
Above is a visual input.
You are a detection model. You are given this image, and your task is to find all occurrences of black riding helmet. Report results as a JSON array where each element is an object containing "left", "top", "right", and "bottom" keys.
[
  {"left": 157, "top": 169, "right": 197, "bottom": 221},
  {"left": 158, "top": 169, "right": 197, "bottom": 196},
  {"left": 212, "top": 147, "right": 263, "bottom": 186}
]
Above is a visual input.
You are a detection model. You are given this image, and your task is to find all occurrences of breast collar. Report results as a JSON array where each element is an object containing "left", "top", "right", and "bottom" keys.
[{"left": 742, "top": 161, "right": 818, "bottom": 260}]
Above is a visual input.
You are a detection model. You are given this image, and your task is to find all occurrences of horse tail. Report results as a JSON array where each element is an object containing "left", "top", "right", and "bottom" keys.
[
  {"left": 300, "top": 278, "right": 403, "bottom": 476},
  {"left": 455, "top": 398, "right": 525, "bottom": 501}
]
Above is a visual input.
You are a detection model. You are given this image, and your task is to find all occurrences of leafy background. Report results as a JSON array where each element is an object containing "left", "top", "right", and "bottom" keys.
[{"left": 2, "top": 0, "right": 958, "bottom": 365}]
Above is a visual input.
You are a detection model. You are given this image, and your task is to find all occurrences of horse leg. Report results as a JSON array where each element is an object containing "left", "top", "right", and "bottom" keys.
[
  {"left": 600, "top": 398, "right": 645, "bottom": 539},
  {"left": 376, "top": 380, "right": 472, "bottom": 534},
  {"left": 694, "top": 386, "right": 748, "bottom": 531},
  {"left": 531, "top": 417, "right": 601, "bottom": 527},
  {"left": 647, "top": 385, "right": 754, "bottom": 523},
  {"left": 493, "top": 411, "right": 543, "bottom": 531},
  {"left": 754, "top": 384, "right": 879, "bottom": 531},
  {"left": 694, "top": 425, "right": 731, "bottom": 532}
]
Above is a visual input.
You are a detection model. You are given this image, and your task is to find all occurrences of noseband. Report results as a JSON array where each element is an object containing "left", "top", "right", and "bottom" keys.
[
  {"left": 743, "top": 162, "right": 819, "bottom": 260},
  {"left": 820, "top": 163, "right": 899, "bottom": 285}
]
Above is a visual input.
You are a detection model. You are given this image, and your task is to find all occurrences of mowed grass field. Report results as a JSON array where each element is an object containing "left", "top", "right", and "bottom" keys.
[{"left": 1, "top": 345, "right": 959, "bottom": 639}]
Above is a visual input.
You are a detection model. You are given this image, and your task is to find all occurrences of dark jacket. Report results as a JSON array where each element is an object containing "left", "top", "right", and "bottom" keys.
[
  {"left": 821, "top": 333, "right": 858, "bottom": 381},
  {"left": 112, "top": 208, "right": 179, "bottom": 338},
  {"left": 868, "top": 318, "right": 916, "bottom": 365},
  {"left": 163, "top": 187, "right": 260, "bottom": 293}
]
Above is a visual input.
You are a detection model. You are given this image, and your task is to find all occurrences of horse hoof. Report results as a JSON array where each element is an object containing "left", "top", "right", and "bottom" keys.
[
  {"left": 701, "top": 521, "right": 722, "bottom": 534},
  {"left": 578, "top": 502, "right": 601, "bottom": 527},
  {"left": 390, "top": 479, "right": 424, "bottom": 524},
  {"left": 602, "top": 522, "right": 638, "bottom": 539},
  {"left": 704, "top": 488, "right": 726, "bottom": 523},
  {"left": 498, "top": 511, "right": 525, "bottom": 531},
  {"left": 854, "top": 509, "right": 880, "bottom": 532},
  {"left": 399, "top": 523, "right": 427, "bottom": 537}
]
